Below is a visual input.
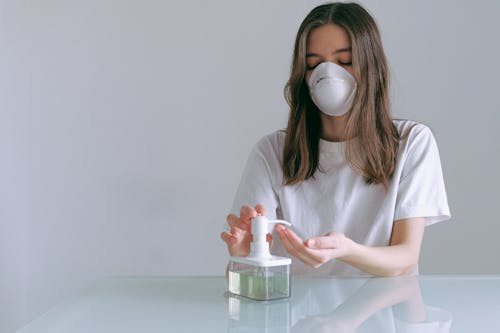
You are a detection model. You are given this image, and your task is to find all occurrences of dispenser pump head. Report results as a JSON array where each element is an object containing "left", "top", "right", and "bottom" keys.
[{"left": 249, "top": 215, "right": 291, "bottom": 259}]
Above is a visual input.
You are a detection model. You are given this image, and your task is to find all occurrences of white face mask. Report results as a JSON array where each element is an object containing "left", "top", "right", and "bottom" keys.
[{"left": 307, "top": 62, "right": 357, "bottom": 117}]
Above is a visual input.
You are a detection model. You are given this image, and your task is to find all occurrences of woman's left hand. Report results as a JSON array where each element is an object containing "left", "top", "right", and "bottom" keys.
[{"left": 275, "top": 225, "right": 354, "bottom": 268}]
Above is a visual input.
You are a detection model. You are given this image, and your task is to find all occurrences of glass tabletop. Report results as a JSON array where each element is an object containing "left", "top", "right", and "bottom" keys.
[{"left": 16, "top": 275, "right": 500, "bottom": 333}]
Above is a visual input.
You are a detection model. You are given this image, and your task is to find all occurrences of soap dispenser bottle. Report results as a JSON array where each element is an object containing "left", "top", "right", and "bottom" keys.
[{"left": 228, "top": 216, "right": 292, "bottom": 301}]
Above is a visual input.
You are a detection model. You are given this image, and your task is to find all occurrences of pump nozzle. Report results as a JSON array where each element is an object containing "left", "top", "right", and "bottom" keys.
[{"left": 249, "top": 216, "right": 291, "bottom": 259}]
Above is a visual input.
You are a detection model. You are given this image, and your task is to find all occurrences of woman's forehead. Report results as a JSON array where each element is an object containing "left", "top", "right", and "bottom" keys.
[{"left": 307, "top": 24, "right": 351, "bottom": 53}]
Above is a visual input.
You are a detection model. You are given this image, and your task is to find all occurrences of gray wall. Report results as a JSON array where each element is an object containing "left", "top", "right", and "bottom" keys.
[{"left": 1, "top": 0, "right": 499, "bottom": 332}]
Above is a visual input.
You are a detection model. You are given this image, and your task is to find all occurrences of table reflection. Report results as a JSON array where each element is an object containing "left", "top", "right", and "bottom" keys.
[{"left": 227, "top": 276, "right": 452, "bottom": 333}]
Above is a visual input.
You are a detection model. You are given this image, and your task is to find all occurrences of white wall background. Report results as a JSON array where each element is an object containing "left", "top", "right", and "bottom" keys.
[{"left": 1, "top": 0, "right": 499, "bottom": 332}]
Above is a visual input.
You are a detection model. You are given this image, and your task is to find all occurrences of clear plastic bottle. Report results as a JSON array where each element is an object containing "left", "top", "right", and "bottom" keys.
[{"left": 228, "top": 216, "right": 292, "bottom": 301}]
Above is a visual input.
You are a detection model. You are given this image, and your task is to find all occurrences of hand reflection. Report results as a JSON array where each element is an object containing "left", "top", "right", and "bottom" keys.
[
  {"left": 292, "top": 276, "right": 425, "bottom": 333},
  {"left": 291, "top": 313, "right": 354, "bottom": 333}
]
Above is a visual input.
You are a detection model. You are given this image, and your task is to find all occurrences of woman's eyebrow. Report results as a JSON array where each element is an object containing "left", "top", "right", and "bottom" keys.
[{"left": 306, "top": 47, "right": 352, "bottom": 58}]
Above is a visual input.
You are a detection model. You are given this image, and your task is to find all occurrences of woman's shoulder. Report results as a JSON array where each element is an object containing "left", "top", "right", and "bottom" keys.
[
  {"left": 393, "top": 119, "right": 438, "bottom": 157},
  {"left": 393, "top": 119, "right": 435, "bottom": 143},
  {"left": 252, "top": 129, "right": 286, "bottom": 155},
  {"left": 245, "top": 130, "right": 286, "bottom": 173},
  {"left": 246, "top": 130, "right": 286, "bottom": 179}
]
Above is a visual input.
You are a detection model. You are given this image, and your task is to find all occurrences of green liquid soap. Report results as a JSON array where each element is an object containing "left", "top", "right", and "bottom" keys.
[{"left": 228, "top": 269, "right": 289, "bottom": 301}]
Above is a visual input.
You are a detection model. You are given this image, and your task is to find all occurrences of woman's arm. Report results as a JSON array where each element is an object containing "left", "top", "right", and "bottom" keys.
[
  {"left": 342, "top": 218, "right": 425, "bottom": 276},
  {"left": 275, "top": 217, "right": 425, "bottom": 276}
]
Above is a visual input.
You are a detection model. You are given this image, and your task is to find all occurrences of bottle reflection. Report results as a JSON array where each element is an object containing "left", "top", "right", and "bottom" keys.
[
  {"left": 227, "top": 276, "right": 452, "bottom": 333},
  {"left": 227, "top": 294, "right": 290, "bottom": 333}
]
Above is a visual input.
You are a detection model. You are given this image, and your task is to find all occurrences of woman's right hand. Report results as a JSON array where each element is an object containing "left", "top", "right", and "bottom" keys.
[{"left": 220, "top": 204, "right": 269, "bottom": 257}]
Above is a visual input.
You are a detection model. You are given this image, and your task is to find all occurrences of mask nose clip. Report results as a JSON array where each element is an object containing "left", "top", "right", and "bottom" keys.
[
  {"left": 316, "top": 76, "right": 326, "bottom": 84},
  {"left": 315, "top": 76, "right": 344, "bottom": 85}
]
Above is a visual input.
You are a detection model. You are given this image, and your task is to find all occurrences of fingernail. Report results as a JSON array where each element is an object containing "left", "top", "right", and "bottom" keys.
[
  {"left": 307, "top": 239, "right": 315, "bottom": 247},
  {"left": 276, "top": 224, "right": 285, "bottom": 231}
]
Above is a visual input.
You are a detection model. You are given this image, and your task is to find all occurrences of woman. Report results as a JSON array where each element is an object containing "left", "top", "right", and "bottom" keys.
[{"left": 221, "top": 2, "right": 450, "bottom": 276}]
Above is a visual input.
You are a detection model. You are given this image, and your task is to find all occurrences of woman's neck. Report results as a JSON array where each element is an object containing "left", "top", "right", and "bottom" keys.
[{"left": 320, "top": 112, "right": 349, "bottom": 142}]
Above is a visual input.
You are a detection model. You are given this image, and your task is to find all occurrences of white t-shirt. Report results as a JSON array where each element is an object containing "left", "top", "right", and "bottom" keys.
[{"left": 230, "top": 119, "right": 451, "bottom": 276}]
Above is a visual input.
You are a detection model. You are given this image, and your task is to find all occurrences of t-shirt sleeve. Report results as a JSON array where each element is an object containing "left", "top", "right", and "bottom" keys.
[
  {"left": 394, "top": 125, "right": 451, "bottom": 226},
  {"left": 227, "top": 138, "right": 280, "bottom": 230}
]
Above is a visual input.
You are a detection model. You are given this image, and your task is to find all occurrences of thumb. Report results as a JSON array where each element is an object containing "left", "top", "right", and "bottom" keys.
[{"left": 306, "top": 236, "right": 337, "bottom": 249}]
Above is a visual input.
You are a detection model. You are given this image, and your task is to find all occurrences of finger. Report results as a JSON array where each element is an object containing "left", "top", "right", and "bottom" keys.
[
  {"left": 306, "top": 235, "right": 339, "bottom": 249},
  {"left": 276, "top": 226, "right": 318, "bottom": 266},
  {"left": 255, "top": 204, "right": 266, "bottom": 216},
  {"left": 220, "top": 231, "right": 237, "bottom": 246},
  {"left": 230, "top": 225, "right": 251, "bottom": 243},
  {"left": 221, "top": 231, "right": 250, "bottom": 257},
  {"left": 266, "top": 233, "right": 272, "bottom": 243},
  {"left": 281, "top": 227, "right": 308, "bottom": 247},
  {"left": 227, "top": 213, "right": 250, "bottom": 231},
  {"left": 266, "top": 233, "right": 273, "bottom": 247},
  {"left": 226, "top": 214, "right": 238, "bottom": 227},
  {"left": 280, "top": 227, "right": 332, "bottom": 267},
  {"left": 275, "top": 226, "right": 300, "bottom": 257},
  {"left": 305, "top": 236, "right": 345, "bottom": 261},
  {"left": 283, "top": 229, "right": 315, "bottom": 256},
  {"left": 240, "top": 205, "right": 258, "bottom": 222}
]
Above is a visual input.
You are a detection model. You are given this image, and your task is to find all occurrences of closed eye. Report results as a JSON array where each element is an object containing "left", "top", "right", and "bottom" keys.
[{"left": 306, "top": 62, "right": 352, "bottom": 71}]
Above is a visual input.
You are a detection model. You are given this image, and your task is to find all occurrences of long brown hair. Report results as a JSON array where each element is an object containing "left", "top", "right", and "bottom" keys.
[{"left": 283, "top": 2, "right": 400, "bottom": 190}]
